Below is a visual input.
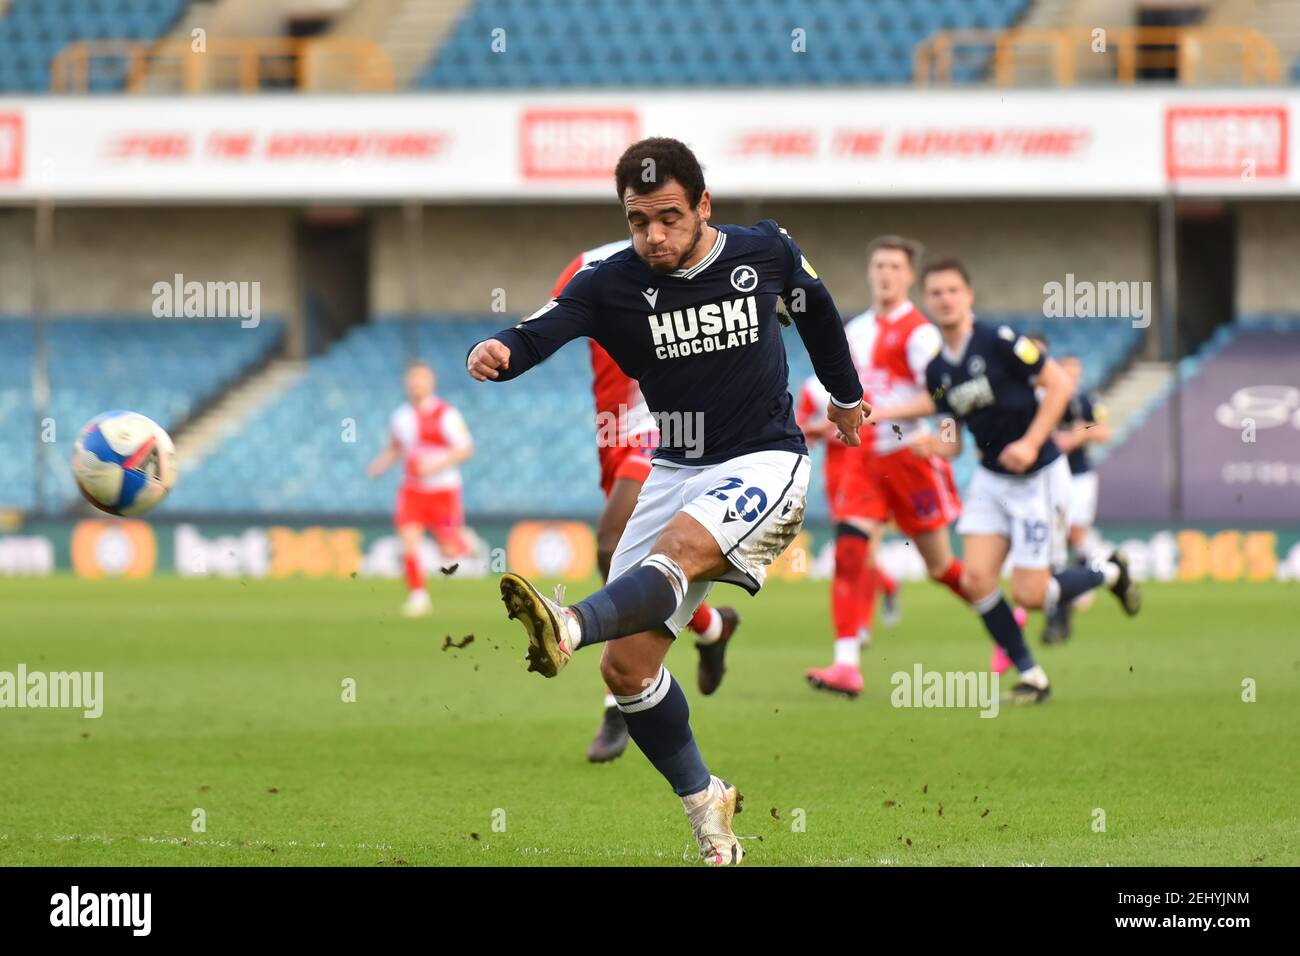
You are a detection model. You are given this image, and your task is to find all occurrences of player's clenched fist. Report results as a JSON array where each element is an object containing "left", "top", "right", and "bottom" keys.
[
  {"left": 826, "top": 399, "right": 870, "bottom": 447},
  {"left": 467, "top": 338, "right": 511, "bottom": 381}
]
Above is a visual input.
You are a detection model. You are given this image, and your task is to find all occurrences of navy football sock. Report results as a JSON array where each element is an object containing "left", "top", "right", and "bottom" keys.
[
  {"left": 571, "top": 556, "right": 684, "bottom": 646},
  {"left": 617, "top": 669, "right": 711, "bottom": 797},
  {"left": 973, "top": 591, "right": 1035, "bottom": 673},
  {"left": 1048, "top": 565, "right": 1106, "bottom": 616}
]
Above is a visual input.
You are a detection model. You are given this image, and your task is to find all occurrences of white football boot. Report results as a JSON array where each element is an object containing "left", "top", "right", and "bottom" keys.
[
  {"left": 683, "top": 775, "right": 745, "bottom": 866},
  {"left": 499, "top": 573, "right": 580, "bottom": 677},
  {"left": 402, "top": 589, "right": 432, "bottom": 618}
]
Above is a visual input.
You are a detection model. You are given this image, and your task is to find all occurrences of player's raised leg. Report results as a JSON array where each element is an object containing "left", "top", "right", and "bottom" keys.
[
  {"left": 586, "top": 473, "right": 643, "bottom": 762},
  {"left": 1002, "top": 457, "right": 1140, "bottom": 624},
  {"left": 499, "top": 507, "right": 742, "bottom": 862}
]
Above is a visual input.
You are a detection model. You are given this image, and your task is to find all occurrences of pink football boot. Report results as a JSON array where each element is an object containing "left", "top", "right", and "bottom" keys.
[{"left": 805, "top": 663, "right": 864, "bottom": 699}]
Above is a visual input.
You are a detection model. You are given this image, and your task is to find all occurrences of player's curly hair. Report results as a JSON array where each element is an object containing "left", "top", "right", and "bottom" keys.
[{"left": 614, "top": 137, "right": 707, "bottom": 208}]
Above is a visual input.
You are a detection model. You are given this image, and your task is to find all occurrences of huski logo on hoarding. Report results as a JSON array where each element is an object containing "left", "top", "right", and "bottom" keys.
[
  {"left": 0, "top": 113, "right": 22, "bottom": 182},
  {"left": 1166, "top": 106, "right": 1287, "bottom": 179},
  {"left": 520, "top": 108, "right": 638, "bottom": 180}
]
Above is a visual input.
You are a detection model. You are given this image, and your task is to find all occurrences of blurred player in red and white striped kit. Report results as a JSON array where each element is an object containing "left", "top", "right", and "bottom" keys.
[
  {"left": 367, "top": 362, "right": 474, "bottom": 618},
  {"left": 803, "top": 236, "right": 985, "bottom": 697},
  {"left": 552, "top": 242, "right": 740, "bottom": 763}
]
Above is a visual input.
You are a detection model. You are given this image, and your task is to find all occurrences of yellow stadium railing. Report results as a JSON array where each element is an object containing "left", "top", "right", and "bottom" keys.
[
  {"left": 915, "top": 26, "right": 1282, "bottom": 86},
  {"left": 50, "top": 37, "right": 394, "bottom": 94}
]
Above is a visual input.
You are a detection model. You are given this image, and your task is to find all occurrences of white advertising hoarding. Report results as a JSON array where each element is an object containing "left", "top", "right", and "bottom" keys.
[{"left": 0, "top": 88, "right": 1293, "bottom": 201}]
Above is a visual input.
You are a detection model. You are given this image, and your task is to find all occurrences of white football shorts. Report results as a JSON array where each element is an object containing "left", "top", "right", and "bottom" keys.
[
  {"left": 956, "top": 455, "right": 1072, "bottom": 570},
  {"left": 608, "top": 448, "right": 811, "bottom": 635},
  {"left": 1068, "top": 470, "right": 1099, "bottom": 529}
]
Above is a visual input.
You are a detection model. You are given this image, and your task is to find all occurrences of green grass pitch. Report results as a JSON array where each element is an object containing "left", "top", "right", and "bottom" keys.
[{"left": 1, "top": 576, "right": 1296, "bottom": 866}]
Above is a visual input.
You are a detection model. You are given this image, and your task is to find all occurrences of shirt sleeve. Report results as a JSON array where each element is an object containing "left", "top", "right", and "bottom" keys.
[
  {"left": 926, "top": 360, "right": 952, "bottom": 415},
  {"left": 469, "top": 265, "right": 597, "bottom": 381},
  {"left": 388, "top": 408, "right": 406, "bottom": 448},
  {"left": 994, "top": 324, "right": 1046, "bottom": 383},
  {"left": 1082, "top": 394, "right": 1105, "bottom": 424},
  {"left": 441, "top": 407, "right": 472, "bottom": 449},
  {"left": 906, "top": 322, "right": 943, "bottom": 387},
  {"left": 765, "top": 220, "right": 863, "bottom": 409}
]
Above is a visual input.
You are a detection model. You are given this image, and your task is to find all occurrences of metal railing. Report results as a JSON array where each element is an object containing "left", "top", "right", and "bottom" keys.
[
  {"left": 915, "top": 26, "right": 1282, "bottom": 86},
  {"left": 51, "top": 37, "right": 395, "bottom": 94}
]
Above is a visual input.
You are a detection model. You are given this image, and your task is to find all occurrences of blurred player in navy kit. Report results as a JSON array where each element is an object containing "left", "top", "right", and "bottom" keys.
[{"left": 880, "top": 258, "right": 1140, "bottom": 703}]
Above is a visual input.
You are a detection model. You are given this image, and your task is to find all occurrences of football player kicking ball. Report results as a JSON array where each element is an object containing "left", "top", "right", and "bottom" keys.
[
  {"left": 550, "top": 243, "right": 741, "bottom": 765},
  {"left": 468, "top": 137, "right": 866, "bottom": 864},
  {"left": 367, "top": 362, "right": 474, "bottom": 617},
  {"left": 884, "top": 258, "right": 1140, "bottom": 703}
]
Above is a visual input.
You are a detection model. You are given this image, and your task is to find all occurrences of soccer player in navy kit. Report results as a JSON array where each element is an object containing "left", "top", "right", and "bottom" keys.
[
  {"left": 466, "top": 138, "right": 866, "bottom": 864},
  {"left": 882, "top": 259, "right": 1140, "bottom": 703}
]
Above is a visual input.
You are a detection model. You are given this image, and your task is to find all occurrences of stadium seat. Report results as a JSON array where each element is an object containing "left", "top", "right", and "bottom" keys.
[
  {"left": 414, "top": 0, "right": 1033, "bottom": 89},
  {"left": 0, "top": 0, "right": 191, "bottom": 93},
  {"left": 161, "top": 313, "right": 1146, "bottom": 522}
]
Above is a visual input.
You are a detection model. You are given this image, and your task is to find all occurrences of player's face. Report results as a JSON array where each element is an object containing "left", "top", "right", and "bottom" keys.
[
  {"left": 624, "top": 180, "right": 711, "bottom": 275},
  {"left": 923, "top": 270, "right": 975, "bottom": 329},
  {"left": 868, "top": 248, "right": 914, "bottom": 307},
  {"left": 405, "top": 367, "right": 434, "bottom": 403}
]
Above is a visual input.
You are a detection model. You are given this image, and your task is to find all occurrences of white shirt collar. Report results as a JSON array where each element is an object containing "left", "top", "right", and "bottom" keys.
[
  {"left": 863, "top": 299, "right": 915, "bottom": 324},
  {"left": 668, "top": 229, "right": 727, "bottom": 280}
]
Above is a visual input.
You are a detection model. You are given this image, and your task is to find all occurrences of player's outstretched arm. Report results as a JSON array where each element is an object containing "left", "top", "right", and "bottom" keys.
[
  {"left": 999, "top": 357, "right": 1071, "bottom": 473},
  {"left": 772, "top": 223, "right": 864, "bottom": 415},
  {"left": 869, "top": 391, "right": 937, "bottom": 423},
  {"left": 911, "top": 419, "right": 962, "bottom": 459},
  {"left": 366, "top": 441, "right": 400, "bottom": 478},
  {"left": 468, "top": 273, "right": 597, "bottom": 383}
]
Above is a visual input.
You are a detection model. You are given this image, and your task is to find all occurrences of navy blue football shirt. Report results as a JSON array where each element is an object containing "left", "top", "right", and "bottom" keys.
[
  {"left": 1060, "top": 391, "right": 1100, "bottom": 474},
  {"left": 926, "top": 320, "right": 1061, "bottom": 476},
  {"left": 474, "top": 220, "right": 863, "bottom": 466}
]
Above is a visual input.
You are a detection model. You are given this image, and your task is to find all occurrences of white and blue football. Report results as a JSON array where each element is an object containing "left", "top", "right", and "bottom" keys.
[{"left": 71, "top": 411, "right": 178, "bottom": 517}]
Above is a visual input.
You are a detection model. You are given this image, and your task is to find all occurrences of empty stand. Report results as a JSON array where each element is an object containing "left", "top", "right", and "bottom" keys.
[
  {"left": 415, "top": 0, "right": 1031, "bottom": 89},
  {"left": 167, "top": 314, "right": 1143, "bottom": 521}
]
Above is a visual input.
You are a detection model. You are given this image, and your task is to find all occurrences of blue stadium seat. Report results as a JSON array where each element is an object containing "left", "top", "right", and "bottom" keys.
[
  {"left": 414, "top": 0, "right": 1032, "bottom": 89},
  {"left": 0, "top": 0, "right": 191, "bottom": 93},
  {"left": 160, "top": 313, "right": 1146, "bottom": 522}
]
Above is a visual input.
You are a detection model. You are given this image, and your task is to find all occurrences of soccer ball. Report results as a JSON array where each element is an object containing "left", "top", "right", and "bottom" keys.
[{"left": 71, "top": 411, "right": 178, "bottom": 517}]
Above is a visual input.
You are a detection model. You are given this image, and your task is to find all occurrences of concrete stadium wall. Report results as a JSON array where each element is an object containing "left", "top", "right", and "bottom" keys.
[
  {"left": 1237, "top": 202, "right": 1300, "bottom": 315},
  {"left": 366, "top": 200, "right": 1161, "bottom": 318},
  {"left": 1, "top": 199, "right": 1294, "bottom": 322},
  {"left": 0, "top": 206, "right": 296, "bottom": 315}
]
